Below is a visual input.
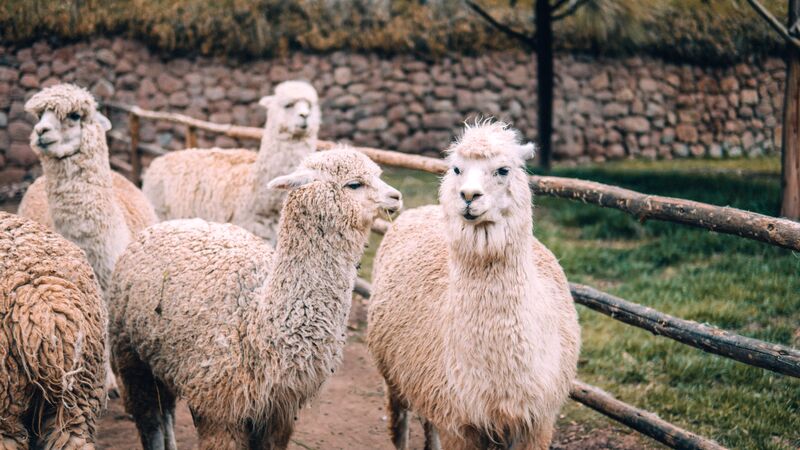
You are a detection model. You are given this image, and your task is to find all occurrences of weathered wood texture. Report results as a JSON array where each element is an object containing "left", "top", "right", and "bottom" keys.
[
  {"left": 570, "top": 283, "right": 800, "bottom": 378},
  {"left": 128, "top": 113, "right": 141, "bottom": 186},
  {"left": 570, "top": 381, "right": 728, "bottom": 450},
  {"left": 781, "top": 0, "right": 800, "bottom": 219},
  {"left": 104, "top": 102, "right": 800, "bottom": 250}
]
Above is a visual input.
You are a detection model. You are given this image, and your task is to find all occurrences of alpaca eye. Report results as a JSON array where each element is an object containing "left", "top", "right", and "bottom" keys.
[
  {"left": 345, "top": 181, "right": 363, "bottom": 190},
  {"left": 68, "top": 112, "right": 81, "bottom": 121},
  {"left": 495, "top": 167, "right": 510, "bottom": 177},
  {"left": 453, "top": 167, "right": 461, "bottom": 175}
]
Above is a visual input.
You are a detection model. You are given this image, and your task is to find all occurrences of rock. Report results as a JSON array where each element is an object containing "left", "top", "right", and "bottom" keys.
[
  {"left": 505, "top": 66, "right": 528, "bottom": 88},
  {"left": 645, "top": 102, "right": 665, "bottom": 118},
  {"left": 0, "top": 112, "right": 7, "bottom": 128},
  {"left": 0, "top": 168, "right": 26, "bottom": 184},
  {"left": 720, "top": 76, "right": 739, "bottom": 92},
  {"left": 433, "top": 86, "right": 455, "bottom": 99},
  {"left": 7, "top": 143, "right": 38, "bottom": 166},
  {"left": 92, "top": 79, "right": 115, "bottom": 99},
  {"left": 708, "top": 143, "right": 723, "bottom": 158},
  {"left": 422, "top": 113, "right": 455, "bottom": 130},
  {"left": 676, "top": 124, "right": 698, "bottom": 143},
  {"left": 672, "top": 143, "right": 690, "bottom": 157},
  {"left": 334, "top": 67, "right": 352, "bottom": 86},
  {"left": 356, "top": 117, "right": 388, "bottom": 131},
  {"left": 741, "top": 89, "right": 758, "bottom": 105},
  {"left": 169, "top": 91, "right": 190, "bottom": 107},
  {"left": 205, "top": 86, "right": 226, "bottom": 101},
  {"left": 602, "top": 102, "right": 628, "bottom": 117},
  {"left": 607, "top": 144, "right": 626, "bottom": 159},
  {"left": 615, "top": 88, "right": 634, "bottom": 102},
  {"left": 96, "top": 48, "right": 117, "bottom": 66},
  {"left": 639, "top": 78, "right": 658, "bottom": 91},
  {"left": 620, "top": 117, "right": 650, "bottom": 133},
  {"left": 589, "top": 72, "right": 609, "bottom": 90},
  {"left": 157, "top": 73, "right": 182, "bottom": 94},
  {"left": 20, "top": 74, "right": 39, "bottom": 89},
  {"left": 333, "top": 94, "right": 359, "bottom": 108},
  {"left": 8, "top": 121, "right": 32, "bottom": 142}
]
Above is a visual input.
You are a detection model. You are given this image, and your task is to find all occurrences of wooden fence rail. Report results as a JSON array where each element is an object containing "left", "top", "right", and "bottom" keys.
[{"left": 105, "top": 102, "right": 800, "bottom": 253}]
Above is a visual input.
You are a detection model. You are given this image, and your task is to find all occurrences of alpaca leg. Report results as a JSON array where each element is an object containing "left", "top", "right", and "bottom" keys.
[
  {"left": 116, "top": 349, "right": 168, "bottom": 450},
  {"left": 38, "top": 404, "right": 98, "bottom": 450},
  {"left": 527, "top": 422, "right": 554, "bottom": 450},
  {"left": 385, "top": 384, "right": 409, "bottom": 449},
  {"left": 250, "top": 416, "right": 295, "bottom": 450},
  {"left": 423, "top": 420, "right": 442, "bottom": 450},
  {"left": 104, "top": 342, "right": 120, "bottom": 399},
  {"left": 156, "top": 381, "right": 178, "bottom": 450}
]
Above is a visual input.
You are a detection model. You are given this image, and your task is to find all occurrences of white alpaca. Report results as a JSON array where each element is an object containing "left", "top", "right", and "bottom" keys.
[
  {"left": 109, "top": 147, "right": 401, "bottom": 450},
  {"left": 142, "top": 80, "right": 320, "bottom": 244},
  {"left": 367, "top": 122, "right": 581, "bottom": 450},
  {"left": 18, "top": 83, "right": 157, "bottom": 397},
  {"left": 0, "top": 212, "right": 107, "bottom": 450}
]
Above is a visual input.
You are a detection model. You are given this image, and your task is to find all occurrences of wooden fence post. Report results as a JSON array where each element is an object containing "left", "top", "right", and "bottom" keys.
[
  {"left": 186, "top": 125, "right": 197, "bottom": 148},
  {"left": 129, "top": 113, "right": 141, "bottom": 186}
]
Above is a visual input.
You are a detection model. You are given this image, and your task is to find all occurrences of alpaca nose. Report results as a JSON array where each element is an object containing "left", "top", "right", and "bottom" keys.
[
  {"left": 460, "top": 189, "right": 483, "bottom": 204},
  {"left": 389, "top": 191, "right": 401, "bottom": 202},
  {"left": 35, "top": 123, "right": 51, "bottom": 136}
]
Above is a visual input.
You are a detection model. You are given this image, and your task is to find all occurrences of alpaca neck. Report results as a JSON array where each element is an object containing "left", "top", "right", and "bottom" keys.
[
  {"left": 41, "top": 133, "right": 130, "bottom": 292},
  {"left": 247, "top": 191, "right": 367, "bottom": 400},
  {"left": 236, "top": 133, "right": 316, "bottom": 242},
  {"left": 443, "top": 213, "right": 564, "bottom": 429}
]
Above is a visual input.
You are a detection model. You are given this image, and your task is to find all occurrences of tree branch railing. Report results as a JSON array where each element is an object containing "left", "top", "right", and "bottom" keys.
[
  {"left": 742, "top": 0, "right": 800, "bottom": 49},
  {"left": 105, "top": 102, "right": 800, "bottom": 252}
]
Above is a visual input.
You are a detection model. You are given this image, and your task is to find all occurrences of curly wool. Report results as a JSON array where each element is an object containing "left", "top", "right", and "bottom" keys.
[
  {"left": 0, "top": 212, "right": 106, "bottom": 449},
  {"left": 24, "top": 84, "right": 97, "bottom": 121}
]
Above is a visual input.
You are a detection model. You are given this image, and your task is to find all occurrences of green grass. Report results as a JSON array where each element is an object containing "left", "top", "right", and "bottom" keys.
[
  {"left": 360, "top": 156, "right": 799, "bottom": 450},
  {"left": 0, "top": 0, "right": 788, "bottom": 63}
]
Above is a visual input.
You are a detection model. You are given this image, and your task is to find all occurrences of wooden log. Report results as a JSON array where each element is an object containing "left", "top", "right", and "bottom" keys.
[
  {"left": 570, "top": 283, "right": 800, "bottom": 378},
  {"left": 103, "top": 102, "right": 800, "bottom": 251},
  {"left": 354, "top": 278, "right": 373, "bottom": 299},
  {"left": 109, "top": 156, "right": 133, "bottom": 175},
  {"left": 107, "top": 131, "right": 167, "bottom": 157},
  {"left": 129, "top": 113, "right": 141, "bottom": 186},
  {"left": 186, "top": 125, "right": 198, "bottom": 149},
  {"left": 570, "top": 381, "right": 728, "bottom": 450}
]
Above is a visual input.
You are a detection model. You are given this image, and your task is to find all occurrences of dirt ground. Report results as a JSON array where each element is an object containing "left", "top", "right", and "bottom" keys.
[{"left": 1, "top": 200, "right": 660, "bottom": 450}]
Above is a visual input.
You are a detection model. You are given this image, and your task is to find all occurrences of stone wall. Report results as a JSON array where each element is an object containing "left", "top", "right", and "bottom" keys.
[{"left": 0, "top": 37, "right": 786, "bottom": 187}]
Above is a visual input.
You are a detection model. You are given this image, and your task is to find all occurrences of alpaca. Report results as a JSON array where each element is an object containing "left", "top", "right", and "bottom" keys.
[
  {"left": 367, "top": 122, "right": 581, "bottom": 450},
  {"left": 108, "top": 147, "right": 402, "bottom": 450},
  {"left": 0, "top": 212, "right": 107, "bottom": 449},
  {"left": 18, "top": 83, "right": 157, "bottom": 396},
  {"left": 141, "top": 80, "right": 320, "bottom": 245}
]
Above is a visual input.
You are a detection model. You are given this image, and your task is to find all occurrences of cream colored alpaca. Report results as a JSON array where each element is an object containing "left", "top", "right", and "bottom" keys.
[
  {"left": 109, "top": 147, "right": 401, "bottom": 450},
  {"left": 367, "top": 122, "right": 581, "bottom": 450},
  {"left": 1, "top": 212, "right": 107, "bottom": 450},
  {"left": 142, "top": 80, "right": 320, "bottom": 244},
  {"left": 18, "top": 84, "right": 157, "bottom": 397}
]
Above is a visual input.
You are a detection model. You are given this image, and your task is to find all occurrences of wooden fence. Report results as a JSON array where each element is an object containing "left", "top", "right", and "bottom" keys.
[{"left": 105, "top": 102, "right": 799, "bottom": 450}]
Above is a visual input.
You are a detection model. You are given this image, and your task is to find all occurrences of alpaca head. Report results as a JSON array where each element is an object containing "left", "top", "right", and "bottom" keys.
[
  {"left": 268, "top": 146, "right": 402, "bottom": 231},
  {"left": 440, "top": 121, "right": 535, "bottom": 258},
  {"left": 25, "top": 84, "right": 111, "bottom": 160},
  {"left": 259, "top": 80, "right": 320, "bottom": 140}
]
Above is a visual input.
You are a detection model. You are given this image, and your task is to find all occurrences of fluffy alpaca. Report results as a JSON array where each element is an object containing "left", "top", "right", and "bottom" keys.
[
  {"left": 18, "top": 83, "right": 157, "bottom": 396},
  {"left": 142, "top": 80, "right": 320, "bottom": 244},
  {"left": 367, "top": 122, "right": 581, "bottom": 450},
  {"left": 109, "top": 147, "right": 402, "bottom": 450},
  {"left": 0, "top": 212, "right": 106, "bottom": 449}
]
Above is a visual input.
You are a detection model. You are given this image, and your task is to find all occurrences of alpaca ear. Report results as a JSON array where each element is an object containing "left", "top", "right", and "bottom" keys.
[
  {"left": 258, "top": 96, "right": 274, "bottom": 109},
  {"left": 93, "top": 111, "right": 112, "bottom": 131},
  {"left": 517, "top": 142, "right": 535, "bottom": 160},
  {"left": 267, "top": 169, "right": 317, "bottom": 191}
]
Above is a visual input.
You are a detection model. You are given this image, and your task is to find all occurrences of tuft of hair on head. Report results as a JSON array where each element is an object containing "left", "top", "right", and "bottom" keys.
[
  {"left": 446, "top": 118, "right": 535, "bottom": 165},
  {"left": 24, "top": 83, "right": 98, "bottom": 121},
  {"left": 275, "top": 80, "right": 319, "bottom": 103}
]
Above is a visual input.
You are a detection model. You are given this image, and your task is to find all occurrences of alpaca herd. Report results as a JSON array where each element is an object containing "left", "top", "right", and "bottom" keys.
[{"left": 0, "top": 81, "right": 580, "bottom": 450}]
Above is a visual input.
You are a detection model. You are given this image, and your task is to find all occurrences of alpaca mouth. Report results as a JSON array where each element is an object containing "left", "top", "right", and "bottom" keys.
[
  {"left": 462, "top": 211, "right": 482, "bottom": 221},
  {"left": 37, "top": 137, "right": 56, "bottom": 148}
]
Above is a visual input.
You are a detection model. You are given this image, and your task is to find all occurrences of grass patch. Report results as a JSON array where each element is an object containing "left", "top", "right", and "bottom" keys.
[
  {"left": 0, "top": 0, "right": 788, "bottom": 63},
  {"left": 360, "top": 156, "right": 799, "bottom": 449}
]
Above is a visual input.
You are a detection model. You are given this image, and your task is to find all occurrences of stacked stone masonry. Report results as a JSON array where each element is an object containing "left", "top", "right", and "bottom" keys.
[{"left": 0, "top": 37, "right": 786, "bottom": 186}]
